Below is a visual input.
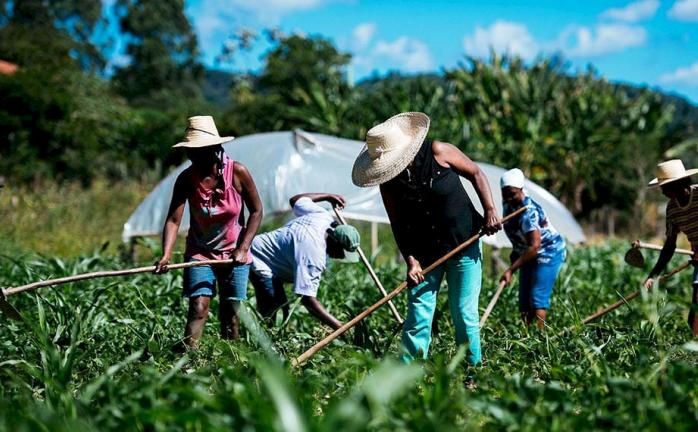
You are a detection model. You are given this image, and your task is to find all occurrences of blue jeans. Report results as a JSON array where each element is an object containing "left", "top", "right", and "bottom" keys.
[
  {"left": 249, "top": 271, "right": 289, "bottom": 320},
  {"left": 401, "top": 242, "right": 482, "bottom": 365},
  {"left": 183, "top": 261, "right": 250, "bottom": 301},
  {"left": 518, "top": 250, "right": 566, "bottom": 311}
]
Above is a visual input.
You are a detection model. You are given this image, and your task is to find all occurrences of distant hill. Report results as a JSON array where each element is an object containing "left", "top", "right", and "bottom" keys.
[
  {"left": 662, "top": 92, "right": 698, "bottom": 140},
  {"left": 202, "top": 69, "right": 236, "bottom": 108}
]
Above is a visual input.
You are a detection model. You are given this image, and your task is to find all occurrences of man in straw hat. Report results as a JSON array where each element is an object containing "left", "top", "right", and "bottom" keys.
[
  {"left": 249, "top": 193, "right": 360, "bottom": 330},
  {"left": 643, "top": 159, "right": 698, "bottom": 336},
  {"left": 154, "top": 115, "right": 264, "bottom": 349},
  {"left": 352, "top": 112, "right": 501, "bottom": 379}
]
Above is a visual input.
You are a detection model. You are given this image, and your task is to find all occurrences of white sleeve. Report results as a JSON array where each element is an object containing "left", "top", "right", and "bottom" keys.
[{"left": 293, "top": 197, "right": 327, "bottom": 217}]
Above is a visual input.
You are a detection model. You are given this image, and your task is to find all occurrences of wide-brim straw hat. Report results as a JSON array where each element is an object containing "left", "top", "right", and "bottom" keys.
[
  {"left": 648, "top": 159, "right": 698, "bottom": 188},
  {"left": 351, "top": 112, "right": 430, "bottom": 187},
  {"left": 173, "top": 115, "right": 234, "bottom": 148}
]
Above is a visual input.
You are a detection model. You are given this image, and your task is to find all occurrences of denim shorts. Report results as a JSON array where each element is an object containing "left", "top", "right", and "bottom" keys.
[
  {"left": 183, "top": 261, "right": 250, "bottom": 301},
  {"left": 519, "top": 249, "right": 566, "bottom": 311}
]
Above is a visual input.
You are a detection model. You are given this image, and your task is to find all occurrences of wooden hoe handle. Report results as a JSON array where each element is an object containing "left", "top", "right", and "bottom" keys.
[
  {"left": 2, "top": 259, "right": 239, "bottom": 297},
  {"left": 332, "top": 207, "right": 403, "bottom": 324}
]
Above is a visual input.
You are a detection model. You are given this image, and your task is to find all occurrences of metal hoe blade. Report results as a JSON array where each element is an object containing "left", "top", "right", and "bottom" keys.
[
  {"left": 0, "top": 289, "right": 22, "bottom": 321},
  {"left": 624, "top": 247, "right": 645, "bottom": 268}
]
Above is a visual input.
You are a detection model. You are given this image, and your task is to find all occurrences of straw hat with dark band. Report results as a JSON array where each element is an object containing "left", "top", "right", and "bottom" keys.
[
  {"left": 351, "top": 112, "right": 430, "bottom": 187},
  {"left": 648, "top": 159, "right": 698, "bottom": 188},
  {"left": 173, "top": 116, "right": 234, "bottom": 148}
]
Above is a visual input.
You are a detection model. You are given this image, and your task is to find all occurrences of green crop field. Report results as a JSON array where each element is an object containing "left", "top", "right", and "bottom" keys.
[{"left": 1, "top": 243, "right": 697, "bottom": 431}]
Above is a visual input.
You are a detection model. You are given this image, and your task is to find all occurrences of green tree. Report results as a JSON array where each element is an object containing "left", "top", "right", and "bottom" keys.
[
  {"left": 446, "top": 54, "right": 673, "bottom": 222},
  {"left": 112, "top": 0, "right": 204, "bottom": 107},
  {"left": 0, "top": 0, "right": 105, "bottom": 71},
  {"left": 222, "top": 32, "right": 352, "bottom": 135}
]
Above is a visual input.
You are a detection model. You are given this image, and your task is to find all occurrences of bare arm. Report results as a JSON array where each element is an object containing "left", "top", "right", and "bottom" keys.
[
  {"left": 500, "top": 230, "right": 541, "bottom": 286},
  {"left": 646, "top": 231, "right": 678, "bottom": 284},
  {"left": 432, "top": 140, "right": 501, "bottom": 234},
  {"left": 289, "top": 193, "right": 346, "bottom": 209},
  {"left": 232, "top": 163, "right": 263, "bottom": 262},
  {"left": 154, "top": 173, "right": 188, "bottom": 273},
  {"left": 300, "top": 295, "right": 342, "bottom": 329}
]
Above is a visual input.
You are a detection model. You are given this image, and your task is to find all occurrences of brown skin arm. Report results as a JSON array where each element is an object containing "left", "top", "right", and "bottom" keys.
[
  {"left": 289, "top": 192, "right": 346, "bottom": 209},
  {"left": 644, "top": 230, "right": 678, "bottom": 289},
  {"left": 300, "top": 295, "right": 342, "bottom": 329},
  {"left": 432, "top": 140, "right": 502, "bottom": 234},
  {"left": 231, "top": 162, "right": 263, "bottom": 263},
  {"left": 500, "top": 230, "right": 541, "bottom": 286},
  {"left": 154, "top": 172, "right": 189, "bottom": 274}
]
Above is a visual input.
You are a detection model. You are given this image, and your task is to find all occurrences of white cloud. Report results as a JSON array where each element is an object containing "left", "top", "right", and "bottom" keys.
[
  {"left": 232, "top": 0, "right": 331, "bottom": 19},
  {"left": 463, "top": 21, "right": 539, "bottom": 60},
  {"left": 559, "top": 24, "right": 647, "bottom": 57},
  {"left": 370, "top": 37, "right": 434, "bottom": 73},
  {"left": 196, "top": 0, "right": 335, "bottom": 37},
  {"left": 659, "top": 62, "right": 698, "bottom": 85},
  {"left": 600, "top": 0, "right": 659, "bottom": 22},
  {"left": 668, "top": 0, "right": 698, "bottom": 21},
  {"left": 351, "top": 22, "right": 377, "bottom": 51}
]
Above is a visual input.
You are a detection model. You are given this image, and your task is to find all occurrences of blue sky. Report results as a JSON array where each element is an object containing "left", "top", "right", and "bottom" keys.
[{"left": 124, "top": 1, "right": 698, "bottom": 102}]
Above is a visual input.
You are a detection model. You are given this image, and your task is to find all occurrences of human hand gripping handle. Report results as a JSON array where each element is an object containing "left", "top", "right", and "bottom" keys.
[
  {"left": 406, "top": 256, "right": 424, "bottom": 286},
  {"left": 483, "top": 208, "right": 503, "bottom": 235},
  {"left": 327, "top": 194, "right": 346, "bottom": 209},
  {"left": 499, "top": 268, "right": 514, "bottom": 287},
  {"left": 153, "top": 256, "right": 170, "bottom": 274},
  {"left": 230, "top": 246, "right": 249, "bottom": 265},
  {"left": 642, "top": 277, "right": 654, "bottom": 290}
]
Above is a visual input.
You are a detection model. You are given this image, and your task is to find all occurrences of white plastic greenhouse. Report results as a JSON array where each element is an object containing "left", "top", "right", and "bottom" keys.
[{"left": 122, "top": 130, "right": 586, "bottom": 249}]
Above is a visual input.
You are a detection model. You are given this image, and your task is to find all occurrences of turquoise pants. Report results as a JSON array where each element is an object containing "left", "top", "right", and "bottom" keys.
[{"left": 401, "top": 242, "right": 482, "bottom": 365}]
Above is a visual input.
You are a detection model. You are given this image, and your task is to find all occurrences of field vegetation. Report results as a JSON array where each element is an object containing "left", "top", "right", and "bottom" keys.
[
  {"left": 3, "top": 1, "right": 698, "bottom": 430},
  {"left": 1, "top": 243, "right": 698, "bottom": 430}
]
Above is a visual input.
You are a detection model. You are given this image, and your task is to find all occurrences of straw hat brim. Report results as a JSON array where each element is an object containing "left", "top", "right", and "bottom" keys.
[
  {"left": 351, "top": 114, "right": 430, "bottom": 187},
  {"left": 173, "top": 136, "right": 234, "bottom": 148},
  {"left": 647, "top": 168, "right": 698, "bottom": 188}
]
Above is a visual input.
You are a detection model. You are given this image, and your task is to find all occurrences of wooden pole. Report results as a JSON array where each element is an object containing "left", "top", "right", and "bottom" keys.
[
  {"left": 558, "top": 260, "right": 692, "bottom": 335},
  {"left": 2, "top": 259, "right": 239, "bottom": 297},
  {"left": 332, "top": 207, "right": 403, "bottom": 324},
  {"left": 292, "top": 206, "right": 527, "bottom": 367},
  {"left": 479, "top": 281, "right": 507, "bottom": 327},
  {"left": 371, "top": 222, "right": 378, "bottom": 256},
  {"left": 632, "top": 240, "right": 693, "bottom": 257}
]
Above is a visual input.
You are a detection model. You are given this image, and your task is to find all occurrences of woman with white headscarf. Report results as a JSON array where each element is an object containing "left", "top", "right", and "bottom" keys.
[{"left": 500, "top": 168, "right": 566, "bottom": 329}]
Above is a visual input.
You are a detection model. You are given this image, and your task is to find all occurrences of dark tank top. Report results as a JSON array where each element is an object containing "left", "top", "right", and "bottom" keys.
[{"left": 382, "top": 140, "right": 483, "bottom": 265}]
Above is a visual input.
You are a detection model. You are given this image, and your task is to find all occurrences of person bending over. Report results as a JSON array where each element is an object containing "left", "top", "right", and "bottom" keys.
[{"left": 250, "top": 193, "right": 360, "bottom": 330}]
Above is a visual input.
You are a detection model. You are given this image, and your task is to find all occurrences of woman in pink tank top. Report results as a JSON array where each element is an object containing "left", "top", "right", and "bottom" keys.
[{"left": 154, "top": 116, "right": 263, "bottom": 350}]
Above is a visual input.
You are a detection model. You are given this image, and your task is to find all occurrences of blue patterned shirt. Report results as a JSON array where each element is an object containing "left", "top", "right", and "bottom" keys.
[{"left": 503, "top": 196, "right": 566, "bottom": 261}]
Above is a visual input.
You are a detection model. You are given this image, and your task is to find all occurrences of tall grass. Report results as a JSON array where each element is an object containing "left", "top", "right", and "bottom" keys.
[{"left": 0, "top": 179, "right": 153, "bottom": 257}]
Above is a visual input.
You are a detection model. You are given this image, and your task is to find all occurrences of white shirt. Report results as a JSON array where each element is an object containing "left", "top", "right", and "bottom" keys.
[{"left": 251, "top": 197, "right": 333, "bottom": 297}]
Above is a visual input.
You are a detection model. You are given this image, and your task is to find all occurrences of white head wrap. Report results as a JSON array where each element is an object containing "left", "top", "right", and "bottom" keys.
[{"left": 500, "top": 168, "right": 525, "bottom": 189}]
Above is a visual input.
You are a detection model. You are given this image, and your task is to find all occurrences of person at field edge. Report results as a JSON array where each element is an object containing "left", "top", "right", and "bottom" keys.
[
  {"left": 154, "top": 116, "right": 263, "bottom": 349},
  {"left": 643, "top": 160, "right": 698, "bottom": 336},
  {"left": 249, "top": 193, "right": 360, "bottom": 330},
  {"left": 499, "top": 168, "right": 567, "bottom": 329},
  {"left": 351, "top": 112, "right": 502, "bottom": 375}
]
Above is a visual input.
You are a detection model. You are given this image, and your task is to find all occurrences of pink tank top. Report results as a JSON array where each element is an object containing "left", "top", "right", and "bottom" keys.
[{"left": 185, "top": 156, "right": 252, "bottom": 262}]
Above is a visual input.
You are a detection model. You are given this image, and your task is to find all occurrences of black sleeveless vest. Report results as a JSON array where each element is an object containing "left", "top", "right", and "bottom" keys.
[{"left": 382, "top": 140, "right": 483, "bottom": 265}]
